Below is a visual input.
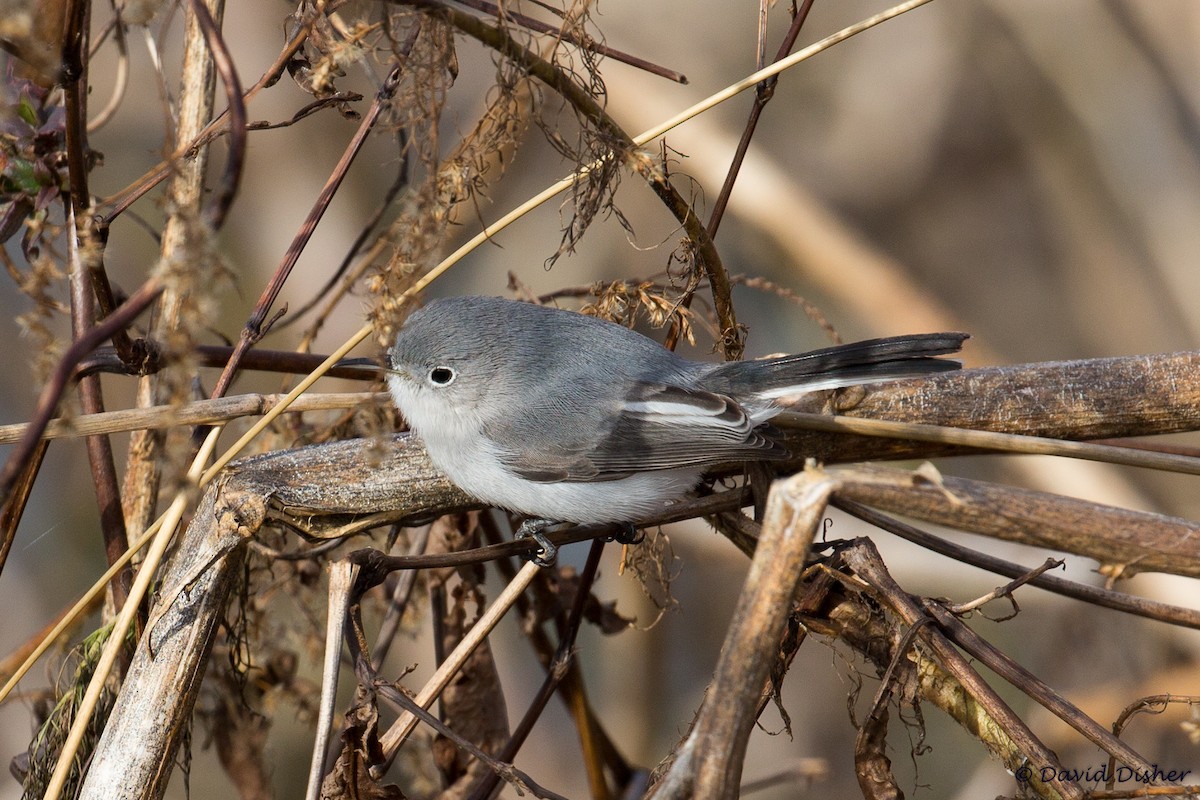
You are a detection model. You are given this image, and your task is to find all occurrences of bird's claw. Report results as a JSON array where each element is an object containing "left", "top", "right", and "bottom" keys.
[
  {"left": 606, "top": 523, "right": 644, "bottom": 546},
  {"left": 515, "top": 519, "right": 558, "bottom": 567}
]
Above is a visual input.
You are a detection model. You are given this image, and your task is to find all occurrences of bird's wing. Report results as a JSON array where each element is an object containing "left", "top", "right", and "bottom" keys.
[{"left": 495, "top": 383, "right": 786, "bottom": 483}]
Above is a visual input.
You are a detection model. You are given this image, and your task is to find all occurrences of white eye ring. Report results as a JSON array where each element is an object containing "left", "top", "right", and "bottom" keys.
[{"left": 428, "top": 366, "right": 456, "bottom": 386}]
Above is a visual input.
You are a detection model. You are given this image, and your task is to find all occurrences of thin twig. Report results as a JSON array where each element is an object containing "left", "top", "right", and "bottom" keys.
[
  {"left": 1105, "top": 694, "right": 1200, "bottom": 792},
  {"left": 707, "top": 0, "right": 814, "bottom": 239},
  {"left": 450, "top": 0, "right": 687, "bottom": 83},
  {"left": 468, "top": 538, "right": 609, "bottom": 800},
  {"left": 371, "top": 681, "right": 570, "bottom": 800},
  {"left": 0, "top": 279, "right": 162, "bottom": 506},
  {"left": 370, "top": 525, "right": 432, "bottom": 670},
  {"left": 279, "top": 135, "right": 409, "bottom": 333},
  {"left": 62, "top": 0, "right": 134, "bottom": 360},
  {"left": 75, "top": 342, "right": 380, "bottom": 380},
  {"left": 68, "top": 206, "right": 131, "bottom": 610},
  {"left": 839, "top": 539, "right": 1085, "bottom": 800},
  {"left": 0, "top": 393, "right": 384, "bottom": 443},
  {"left": 98, "top": 1, "right": 336, "bottom": 222},
  {"left": 922, "top": 602, "right": 1167, "bottom": 783},
  {"left": 944, "top": 557, "right": 1064, "bottom": 615},
  {"left": 208, "top": 50, "right": 411, "bottom": 401},
  {"left": 833, "top": 499, "right": 1200, "bottom": 630},
  {"left": 0, "top": 441, "right": 48, "bottom": 581},
  {"left": 777, "top": 412, "right": 1200, "bottom": 475},
  {"left": 185, "top": 0, "right": 247, "bottom": 229},
  {"left": 304, "top": 559, "right": 359, "bottom": 800},
  {"left": 412, "top": 0, "right": 740, "bottom": 356},
  {"left": 668, "top": 0, "right": 816, "bottom": 352},
  {"left": 373, "top": 561, "right": 542, "bottom": 770}
]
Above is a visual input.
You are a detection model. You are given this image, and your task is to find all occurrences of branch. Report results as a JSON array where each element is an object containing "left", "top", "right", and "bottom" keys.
[
  {"left": 0, "top": 280, "right": 162, "bottom": 507},
  {"left": 406, "top": 1, "right": 741, "bottom": 356}
]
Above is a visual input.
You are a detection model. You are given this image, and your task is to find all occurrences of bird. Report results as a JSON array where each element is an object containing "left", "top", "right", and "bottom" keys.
[{"left": 384, "top": 295, "right": 967, "bottom": 563}]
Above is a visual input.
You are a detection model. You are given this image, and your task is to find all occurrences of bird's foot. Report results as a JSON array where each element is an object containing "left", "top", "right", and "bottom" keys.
[
  {"left": 515, "top": 518, "right": 558, "bottom": 567},
  {"left": 606, "top": 523, "right": 644, "bottom": 546}
]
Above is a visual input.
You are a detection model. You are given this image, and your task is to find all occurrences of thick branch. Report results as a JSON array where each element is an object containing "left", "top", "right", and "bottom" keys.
[{"left": 772, "top": 350, "right": 1200, "bottom": 463}]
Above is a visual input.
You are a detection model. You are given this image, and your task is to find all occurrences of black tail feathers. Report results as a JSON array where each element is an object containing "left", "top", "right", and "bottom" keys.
[{"left": 706, "top": 332, "right": 969, "bottom": 398}]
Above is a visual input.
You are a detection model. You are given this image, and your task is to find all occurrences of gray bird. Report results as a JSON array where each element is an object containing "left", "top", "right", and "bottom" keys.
[{"left": 385, "top": 295, "right": 966, "bottom": 562}]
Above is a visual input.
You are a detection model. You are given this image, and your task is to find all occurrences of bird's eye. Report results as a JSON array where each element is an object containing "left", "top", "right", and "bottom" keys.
[{"left": 429, "top": 366, "right": 456, "bottom": 386}]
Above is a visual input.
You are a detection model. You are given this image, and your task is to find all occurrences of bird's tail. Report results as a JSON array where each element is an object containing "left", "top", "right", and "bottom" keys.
[{"left": 706, "top": 332, "right": 969, "bottom": 400}]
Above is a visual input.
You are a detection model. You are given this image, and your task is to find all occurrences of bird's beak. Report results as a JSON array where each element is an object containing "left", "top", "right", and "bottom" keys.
[{"left": 334, "top": 356, "right": 412, "bottom": 381}]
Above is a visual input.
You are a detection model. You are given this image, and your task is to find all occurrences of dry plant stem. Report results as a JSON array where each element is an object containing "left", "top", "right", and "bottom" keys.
[
  {"left": 831, "top": 464, "right": 1200, "bottom": 579},
  {"left": 0, "top": 391, "right": 383, "bottom": 444},
  {"left": 649, "top": 468, "right": 829, "bottom": 800},
  {"left": 706, "top": 0, "right": 814, "bottom": 239},
  {"left": 921, "top": 602, "right": 1170, "bottom": 785},
  {"left": 832, "top": 498, "right": 1200, "bottom": 630},
  {"left": 208, "top": 51, "right": 410, "bottom": 401},
  {"left": 1107, "top": 695, "right": 1200, "bottom": 792},
  {"left": 415, "top": 0, "right": 741, "bottom": 356},
  {"left": 62, "top": 6, "right": 126, "bottom": 330},
  {"left": 305, "top": 559, "right": 359, "bottom": 800},
  {"left": 665, "top": 0, "right": 814, "bottom": 352},
  {"left": 0, "top": 279, "right": 163, "bottom": 507},
  {"left": 371, "top": 561, "right": 542, "bottom": 774},
  {"left": 122, "top": 0, "right": 224, "bottom": 534},
  {"left": 69, "top": 210, "right": 131, "bottom": 609},
  {"left": 68, "top": 436, "right": 457, "bottom": 800},
  {"left": 369, "top": 681, "right": 570, "bottom": 800},
  {"left": 384, "top": 0, "right": 937, "bottom": 341},
  {"left": 0, "top": 518, "right": 162, "bottom": 705},
  {"left": 756, "top": 0, "right": 769, "bottom": 70},
  {"left": 468, "top": 538, "right": 609, "bottom": 800},
  {"left": 561, "top": 544, "right": 637, "bottom": 798},
  {"left": 1093, "top": 437, "right": 1200, "bottom": 458},
  {"left": 284, "top": 151, "right": 409, "bottom": 336},
  {"left": 782, "top": 412, "right": 1200, "bottom": 475},
  {"left": 855, "top": 616, "right": 930, "bottom": 798},
  {"left": 0, "top": 441, "right": 47, "bottom": 581},
  {"left": 61, "top": 0, "right": 92, "bottom": 214},
  {"left": 77, "top": 342, "right": 380, "bottom": 380},
  {"left": 62, "top": 3, "right": 133, "bottom": 599},
  {"left": 945, "top": 557, "right": 1064, "bottom": 615},
  {"left": 340, "top": 491, "right": 751, "bottom": 569},
  {"left": 76, "top": 484, "right": 245, "bottom": 800},
  {"left": 475, "top": 518, "right": 633, "bottom": 794},
  {"left": 51, "top": 427, "right": 223, "bottom": 800},
  {"left": 837, "top": 539, "right": 1082, "bottom": 800},
  {"left": 201, "top": 327, "right": 377, "bottom": 483},
  {"left": 451, "top": 0, "right": 687, "bottom": 83},
  {"left": 185, "top": 0, "right": 246, "bottom": 230},
  {"left": 1111, "top": 694, "right": 1200, "bottom": 739},
  {"left": 99, "top": 1, "right": 329, "bottom": 221},
  {"left": 770, "top": 351, "right": 1200, "bottom": 463},
  {"left": 370, "top": 524, "right": 432, "bottom": 670}
]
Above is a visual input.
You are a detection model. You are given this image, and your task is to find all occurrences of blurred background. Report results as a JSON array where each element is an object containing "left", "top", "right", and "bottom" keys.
[{"left": 2, "top": 1, "right": 1199, "bottom": 797}]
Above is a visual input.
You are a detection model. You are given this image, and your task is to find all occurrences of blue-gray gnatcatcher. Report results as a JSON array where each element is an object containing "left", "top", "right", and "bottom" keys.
[{"left": 385, "top": 295, "right": 967, "bottom": 563}]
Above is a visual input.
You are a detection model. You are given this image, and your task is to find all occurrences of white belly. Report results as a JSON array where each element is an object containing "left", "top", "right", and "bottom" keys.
[{"left": 420, "top": 430, "right": 700, "bottom": 523}]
